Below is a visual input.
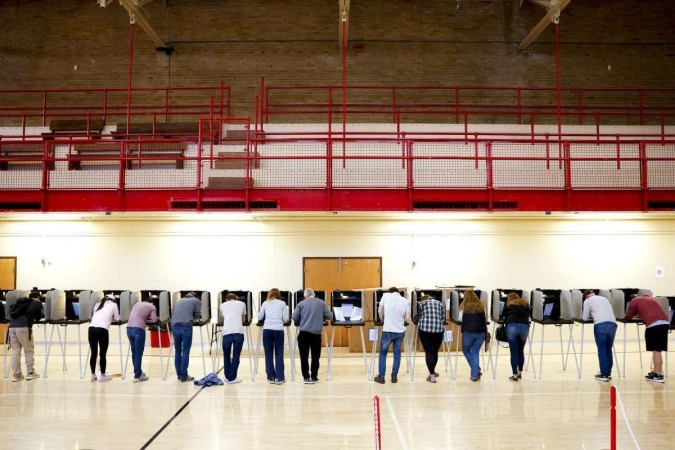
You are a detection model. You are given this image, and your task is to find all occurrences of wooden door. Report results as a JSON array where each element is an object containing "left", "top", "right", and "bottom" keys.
[
  {"left": 303, "top": 257, "right": 382, "bottom": 348},
  {"left": 0, "top": 257, "right": 16, "bottom": 289}
]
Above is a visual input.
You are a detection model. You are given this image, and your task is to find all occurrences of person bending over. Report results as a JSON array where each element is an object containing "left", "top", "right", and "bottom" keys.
[{"left": 292, "top": 288, "right": 331, "bottom": 384}]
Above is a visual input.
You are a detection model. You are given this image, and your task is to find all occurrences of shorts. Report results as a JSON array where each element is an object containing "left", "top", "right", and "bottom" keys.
[{"left": 644, "top": 324, "right": 669, "bottom": 352}]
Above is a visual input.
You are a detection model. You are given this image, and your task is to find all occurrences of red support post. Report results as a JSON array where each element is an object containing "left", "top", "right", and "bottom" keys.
[
  {"left": 610, "top": 385, "right": 617, "bottom": 450},
  {"left": 341, "top": 15, "right": 347, "bottom": 167}
]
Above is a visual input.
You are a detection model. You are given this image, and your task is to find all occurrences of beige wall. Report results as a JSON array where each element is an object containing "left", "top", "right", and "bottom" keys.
[{"left": 2, "top": 214, "right": 674, "bottom": 296}]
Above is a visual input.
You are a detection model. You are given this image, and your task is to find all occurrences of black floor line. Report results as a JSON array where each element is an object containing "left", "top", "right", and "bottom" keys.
[{"left": 139, "top": 366, "right": 224, "bottom": 450}]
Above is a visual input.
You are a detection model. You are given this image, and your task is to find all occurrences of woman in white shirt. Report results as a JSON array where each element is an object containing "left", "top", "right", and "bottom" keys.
[
  {"left": 88, "top": 294, "right": 120, "bottom": 382},
  {"left": 257, "top": 288, "right": 288, "bottom": 384}
]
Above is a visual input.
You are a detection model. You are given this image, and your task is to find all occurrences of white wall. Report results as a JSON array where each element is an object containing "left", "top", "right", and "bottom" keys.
[{"left": 2, "top": 214, "right": 674, "bottom": 297}]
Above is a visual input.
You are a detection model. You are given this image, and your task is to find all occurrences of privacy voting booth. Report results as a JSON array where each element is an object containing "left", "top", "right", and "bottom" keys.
[
  {"left": 407, "top": 289, "right": 452, "bottom": 380},
  {"left": 568, "top": 289, "right": 617, "bottom": 378},
  {"left": 98, "top": 290, "right": 137, "bottom": 380},
  {"left": 528, "top": 289, "right": 577, "bottom": 379},
  {"left": 212, "top": 290, "right": 254, "bottom": 381},
  {"left": 611, "top": 288, "right": 653, "bottom": 377},
  {"left": 331, "top": 290, "right": 368, "bottom": 374},
  {"left": 489, "top": 289, "right": 530, "bottom": 379},
  {"left": 43, "top": 289, "right": 93, "bottom": 379},
  {"left": 292, "top": 290, "right": 331, "bottom": 381},
  {"left": 172, "top": 290, "right": 212, "bottom": 378},
  {"left": 254, "top": 290, "right": 294, "bottom": 381},
  {"left": 368, "top": 289, "right": 413, "bottom": 381}
]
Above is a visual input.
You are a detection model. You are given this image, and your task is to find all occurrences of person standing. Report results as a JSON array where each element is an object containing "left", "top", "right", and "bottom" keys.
[
  {"left": 258, "top": 288, "right": 289, "bottom": 384},
  {"left": 89, "top": 294, "right": 120, "bottom": 382},
  {"left": 292, "top": 288, "right": 331, "bottom": 384},
  {"left": 460, "top": 290, "right": 487, "bottom": 382},
  {"left": 374, "top": 287, "right": 410, "bottom": 384},
  {"left": 126, "top": 296, "right": 158, "bottom": 383},
  {"left": 171, "top": 292, "right": 202, "bottom": 382},
  {"left": 502, "top": 292, "right": 531, "bottom": 382},
  {"left": 219, "top": 293, "right": 247, "bottom": 384},
  {"left": 416, "top": 294, "right": 445, "bottom": 383},
  {"left": 581, "top": 290, "right": 617, "bottom": 382},
  {"left": 8, "top": 293, "right": 43, "bottom": 382},
  {"left": 625, "top": 295, "right": 669, "bottom": 383}
]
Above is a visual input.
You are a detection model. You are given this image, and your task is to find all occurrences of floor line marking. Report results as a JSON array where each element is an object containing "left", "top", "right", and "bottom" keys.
[{"left": 385, "top": 396, "right": 409, "bottom": 450}]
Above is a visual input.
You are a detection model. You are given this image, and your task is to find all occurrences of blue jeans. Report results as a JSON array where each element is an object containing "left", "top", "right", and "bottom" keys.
[
  {"left": 126, "top": 327, "right": 146, "bottom": 379},
  {"left": 594, "top": 321, "right": 617, "bottom": 377},
  {"left": 172, "top": 324, "right": 193, "bottom": 380},
  {"left": 262, "top": 329, "right": 285, "bottom": 382},
  {"left": 223, "top": 333, "right": 244, "bottom": 382},
  {"left": 506, "top": 323, "right": 529, "bottom": 375},
  {"left": 462, "top": 332, "right": 485, "bottom": 379},
  {"left": 378, "top": 331, "right": 405, "bottom": 377}
]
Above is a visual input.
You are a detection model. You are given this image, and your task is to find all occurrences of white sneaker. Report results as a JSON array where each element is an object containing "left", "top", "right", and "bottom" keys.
[
  {"left": 133, "top": 374, "right": 149, "bottom": 383},
  {"left": 25, "top": 372, "right": 40, "bottom": 381},
  {"left": 98, "top": 373, "right": 112, "bottom": 382},
  {"left": 227, "top": 378, "right": 242, "bottom": 384},
  {"left": 12, "top": 374, "right": 24, "bottom": 382},
  {"left": 90, "top": 373, "right": 97, "bottom": 382}
]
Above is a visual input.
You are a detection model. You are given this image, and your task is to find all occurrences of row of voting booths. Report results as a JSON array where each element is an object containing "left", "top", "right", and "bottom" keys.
[{"left": 2, "top": 287, "right": 673, "bottom": 381}]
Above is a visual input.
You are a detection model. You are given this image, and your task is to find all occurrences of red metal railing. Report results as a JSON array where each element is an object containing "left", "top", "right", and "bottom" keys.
[{"left": 260, "top": 81, "right": 675, "bottom": 128}]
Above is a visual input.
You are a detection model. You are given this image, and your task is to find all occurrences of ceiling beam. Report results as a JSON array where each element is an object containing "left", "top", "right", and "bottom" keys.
[
  {"left": 519, "top": 0, "right": 573, "bottom": 50},
  {"left": 338, "top": 0, "right": 350, "bottom": 47},
  {"left": 119, "top": 0, "right": 167, "bottom": 48}
]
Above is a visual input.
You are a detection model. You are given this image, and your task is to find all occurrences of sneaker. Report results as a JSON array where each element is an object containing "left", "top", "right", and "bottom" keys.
[
  {"left": 373, "top": 376, "right": 385, "bottom": 384},
  {"left": 12, "top": 374, "right": 24, "bottom": 382},
  {"left": 509, "top": 375, "right": 519, "bottom": 382},
  {"left": 391, "top": 375, "right": 398, "bottom": 384},
  {"left": 90, "top": 373, "right": 97, "bottom": 382},
  {"left": 645, "top": 373, "right": 665, "bottom": 384},
  {"left": 310, "top": 378, "right": 319, "bottom": 383},
  {"left": 470, "top": 377, "right": 480, "bottom": 382},
  {"left": 227, "top": 378, "right": 242, "bottom": 384},
  {"left": 303, "top": 378, "right": 312, "bottom": 384},
  {"left": 275, "top": 379, "right": 285, "bottom": 385},
  {"left": 25, "top": 372, "right": 40, "bottom": 381},
  {"left": 98, "top": 373, "right": 112, "bottom": 382},
  {"left": 133, "top": 374, "right": 149, "bottom": 383},
  {"left": 594, "top": 374, "right": 610, "bottom": 382},
  {"left": 267, "top": 379, "right": 276, "bottom": 384},
  {"left": 180, "top": 376, "right": 195, "bottom": 383}
]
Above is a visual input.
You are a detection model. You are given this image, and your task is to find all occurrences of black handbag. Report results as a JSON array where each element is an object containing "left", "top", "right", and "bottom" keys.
[{"left": 496, "top": 324, "right": 508, "bottom": 342}]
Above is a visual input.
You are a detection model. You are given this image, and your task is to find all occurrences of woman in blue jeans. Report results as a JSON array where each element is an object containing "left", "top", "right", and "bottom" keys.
[
  {"left": 460, "top": 290, "right": 487, "bottom": 381},
  {"left": 502, "top": 293, "right": 531, "bottom": 382},
  {"left": 258, "top": 288, "right": 289, "bottom": 384}
]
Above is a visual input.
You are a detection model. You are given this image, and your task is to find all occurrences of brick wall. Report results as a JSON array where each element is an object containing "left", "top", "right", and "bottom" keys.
[{"left": 0, "top": 0, "right": 673, "bottom": 121}]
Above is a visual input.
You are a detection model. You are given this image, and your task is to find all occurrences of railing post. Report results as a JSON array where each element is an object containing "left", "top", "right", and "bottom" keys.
[
  {"left": 564, "top": 141, "right": 572, "bottom": 210},
  {"left": 517, "top": 87, "right": 522, "bottom": 125},
  {"left": 640, "top": 141, "right": 648, "bottom": 212},
  {"left": 615, "top": 134, "right": 621, "bottom": 170},
  {"left": 578, "top": 89, "right": 583, "bottom": 125},
  {"left": 407, "top": 139, "right": 414, "bottom": 211},
  {"left": 326, "top": 135, "right": 333, "bottom": 211},
  {"left": 486, "top": 140, "right": 493, "bottom": 212},
  {"left": 454, "top": 87, "right": 460, "bottom": 124},
  {"left": 42, "top": 91, "right": 48, "bottom": 127}
]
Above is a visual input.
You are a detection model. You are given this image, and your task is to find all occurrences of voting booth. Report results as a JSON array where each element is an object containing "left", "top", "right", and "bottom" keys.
[
  {"left": 213, "top": 290, "right": 255, "bottom": 381},
  {"left": 489, "top": 289, "right": 531, "bottom": 379},
  {"left": 291, "top": 290, "right": 331, "bottom": 380},
  {"left": 610, "top": 288, "right": 653, "bottom": 377},
  {"left": 448, "top": 288, "right": 490, "bottom": 380},
  {"left": 135, "top": 290, "right": 171, "bottom": 380},
  {"left": 331, "top": 290, "right": 368, "bottom": 373},
  {"left": 408, "top": 289, "right": 453, "bottom": 380},
  {"left": 568, "top": 289, "right": 615, "bottom": 378}
]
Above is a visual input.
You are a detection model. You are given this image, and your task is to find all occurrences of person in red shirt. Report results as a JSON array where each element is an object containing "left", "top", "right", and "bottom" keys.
[{"left": 625, "top": 295, "right": 669, "bottom": 383}]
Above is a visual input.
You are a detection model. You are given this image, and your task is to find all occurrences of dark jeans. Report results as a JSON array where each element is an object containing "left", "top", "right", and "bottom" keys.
[
  {"left": 262, "top": 329, "right": 285, "bottom": 382},
  {"left": 378, "top": 331, "right": 405, "bottom": 377},
  {"left": 462, "top": 331, "right": 485, "bottom": 379},
  {"left": 594, "top": 321, "right": 617, "bottom": 377},
  {"left": 506, "top": 323, "right": 529, "bottom": 375},
  {"left": 297, "top": 331, "right": 322, "bottom": 380},
  {"left": 88, "top": 327, "right": 109, "bottom": 374},
  {"left": 126, "top": 327, "right": 146, "bottom": 379},
  {"left": 172, "top": 323, "right": 193, "bottom": 380},
  {"left": 418, "top": 329, "right": 443, "bottom": 375},
  {"left": 222, "top": 333, "right": 244, "bottom": 382}
]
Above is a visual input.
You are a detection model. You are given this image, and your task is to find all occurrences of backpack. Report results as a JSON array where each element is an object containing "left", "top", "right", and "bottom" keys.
[{"left": 10, "top": 297, "right": 32, "bottom": 320}]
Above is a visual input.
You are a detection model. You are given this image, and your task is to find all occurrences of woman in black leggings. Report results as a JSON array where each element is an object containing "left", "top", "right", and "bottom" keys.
[
  {"left": 416, "top": 295, "right": 446, "bottom": 383},
  {"left": 88, "top": 294, "right": 120, "bottom": 382}
]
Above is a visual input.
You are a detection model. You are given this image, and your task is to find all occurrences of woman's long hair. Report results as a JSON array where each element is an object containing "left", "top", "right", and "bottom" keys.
[
  {"left": 96, "top": 294, "right": 114, "bottom": 312},
  {"left": 506, "top": 292, "right": 529, "bottom": 308},
  {"left": 462, "top": 290, "right": 485, "bottom": 314},
  {"left": 266, "top": 288, "right": 280, "bottom": 300}
]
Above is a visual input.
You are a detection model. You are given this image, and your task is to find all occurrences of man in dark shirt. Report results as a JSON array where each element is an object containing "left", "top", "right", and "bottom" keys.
[
  {"left": 8, "top": 293, "right": 43, "bottom": 382},
  {"left": 170, "top": 292, "right": 202, "bottom": 382}
]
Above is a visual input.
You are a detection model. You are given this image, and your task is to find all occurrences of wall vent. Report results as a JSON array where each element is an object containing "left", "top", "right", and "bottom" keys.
[
  {"left": 413, "top": 201, "right": 517, "bottom": 210},
  {"left": 0, "top": 201, "right": 42, "bottom": 211},
  {"left": 170, "top": 200, "right": 278, "bottom": 210},
  {"left": 648, "top": 200, "right": 675, "bottom": 210}
]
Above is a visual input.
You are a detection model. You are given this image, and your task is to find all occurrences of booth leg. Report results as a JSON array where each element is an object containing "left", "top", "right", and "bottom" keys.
[
  {"left": 157, "top": 325, "right": 165, "bottom": 381},
  {"left": 360, "top": 328, "right": 368, "bottom": 374},
  {"left": 636, "top": 324, "right": 643, "bottom": 369},
  {"left": 329, "top": 327, "right": 336, "bottom": 382},
  {"left": 622, "top": 322, "right": 627, "bottom": 378},
  {"left": 369, "top": 327, "right": 380, "bottom": 381},
  {"left": 285, "top": 327, "right": 295, "bottom": 382},
  {"left": 253, "top": 328, "right": 263, "bottom": 380},
  {"left": 443, "top": 331, "right": 455, "bottom": 380},
  {"left": 44, "top": 324, "right": 56, "bottom": 378},
  {"left": 82, "top": 346, "right": 91, "bottom": 380},
  {"left": 77, "top": 325, "right": 83, "bottom": 380},
  {"left": 162, "top": 332, "right": 174, "bottom": 381},
  {"left": 60, "top": 326, "right": 67, "bottom": 371},
  {"left": 613, "top": 345, "right": 622, "bottom": 378},
  {"left": 409, "top": 326, "right": 417, "bottom": 381},
  {"left": 199, "top": 326, "right": 207, "bottom": 378},
  {"left": 538, "top": 323, "right": 545, "bottom": 379},
  {"left": 453, "top": 327, "right": 460, "bottom": 379},
  {"left": 568, "top": 324, "right": 580, "bottom": 376},
  {"left": 324, "top": 327, "right": 332, "bottom": 381},
  {"left": 43, "top": 324, "right": 49, "bottom": 378},
  {"left": 123, "top": 342, "right": 131, "bottom": 379},
  {"left": 578, "top": 324, "right": 586, "bottom": 378},
  {"left": 558, "top": 326, "right": 565, "bottom": 370},
  {"left": 117, "top": 326, "right": 123, "bottom": 377},
  {"left": 246, "top": 327, "right": 254, "bottom": 382},
  {"left": 486, "top": 322, "right": 496, "bottom": 379},
  {"left": 525, "top": 322, "right": 534, "bottom": 371}
]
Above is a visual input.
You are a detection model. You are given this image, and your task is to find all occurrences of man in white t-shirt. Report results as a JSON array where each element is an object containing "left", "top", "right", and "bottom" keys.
[
  {"left": 374, "top": 287, "right": 410, "bottom": 384},
  {"left": 582, "top": 290, "right": 617, "bottom": 382},
  {"left": 219, "top": 293, "right": 247, "bottom": 384}
]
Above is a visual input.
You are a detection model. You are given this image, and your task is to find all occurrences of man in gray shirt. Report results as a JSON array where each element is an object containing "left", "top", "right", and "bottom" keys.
[
  {"left": 171, "top": 292, "right": 201, "bottom": 382},
  {"left": 292, "top": 288, "right": 331, "bottom": 384}
]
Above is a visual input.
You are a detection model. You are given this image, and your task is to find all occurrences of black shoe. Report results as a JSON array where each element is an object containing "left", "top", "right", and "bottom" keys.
[
  {"left": 303, "top": 378, "right": 312, "bottom": 384},
  {"left": 311, "top": 378, "right": 319, "bottom": 383},
  {"left": 594, "top": 374, "right": 610, "bottom": 382},
  {"left": 645, "top": 373, "right": 665, "bottom": 383},
  {"left": 509, "top": 375, "right": 519, "bottom": 382},
  {"left": 391, "top": 375, "right": 398, "bottom": 383},
  {"left": 373, "top": 376, "right": 385, "bottom": 384},
  {"left": 181, "top": 376, "right": 195, "bottom": 383}
]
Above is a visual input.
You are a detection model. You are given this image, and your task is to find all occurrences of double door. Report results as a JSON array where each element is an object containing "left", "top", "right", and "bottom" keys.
[{"left": 303, "top": 257, "right": 381, "bottom": 348}]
